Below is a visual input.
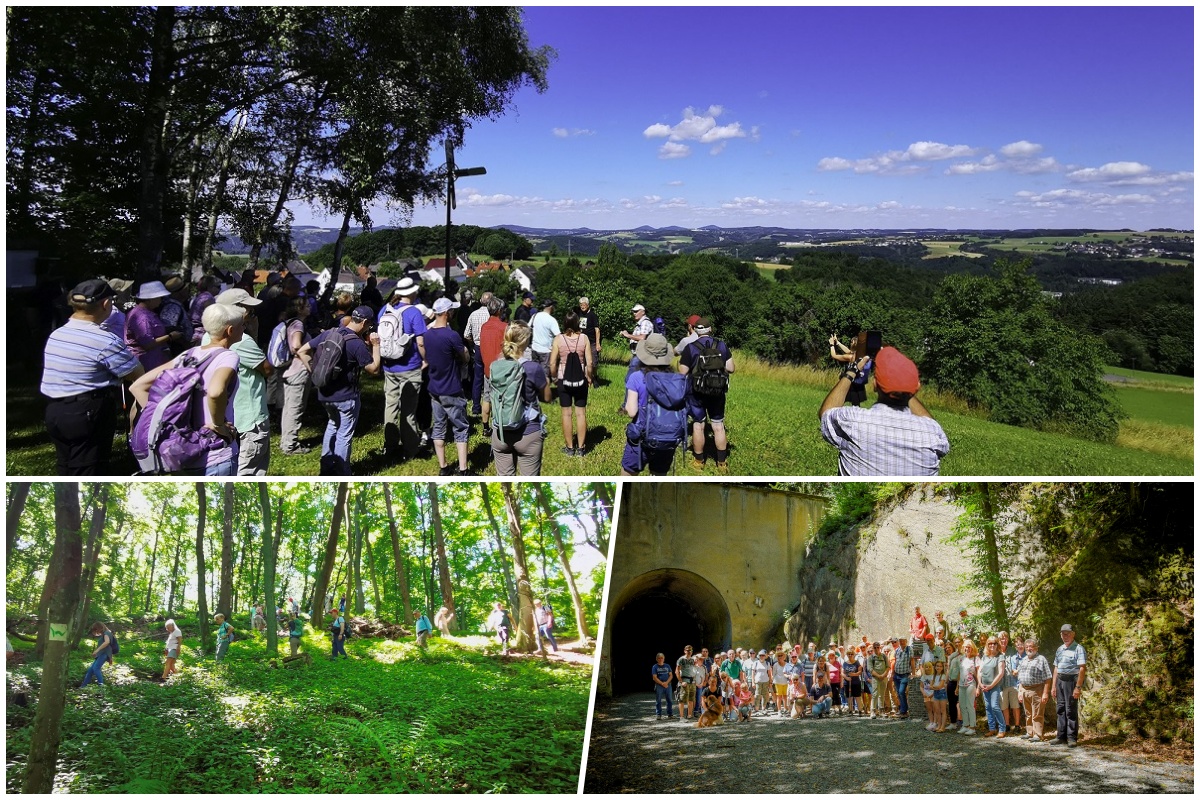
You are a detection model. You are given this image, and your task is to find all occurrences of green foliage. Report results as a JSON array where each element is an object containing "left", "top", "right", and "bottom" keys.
[
  {"left": 924, "top": 260, "right": 1124, "bottom": 441},
  {"left": 5, "top": 634, "right": 590, "bottom": 792},
  {"left": 462, "top": 269, "right": 522, "bottom": 303}
]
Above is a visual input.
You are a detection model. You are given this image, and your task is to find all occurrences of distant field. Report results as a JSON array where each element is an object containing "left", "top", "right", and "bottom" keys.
[
  {"left": 1106, "top": 365, "right": 1194, "bottom": 389},
  {"left": 966, "top": 232, "right": 1193, "bottom": 264},
  {"left": 921, "top": 240, "right": 985, "bottom": 259},
  {"left": 1113, "top": 386, "right": 1193, "bottom": 428}
]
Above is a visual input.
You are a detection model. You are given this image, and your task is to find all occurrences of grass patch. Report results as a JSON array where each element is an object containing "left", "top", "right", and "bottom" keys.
[
  {"left": 5, "top": 626, "right": 589, "bottom": 793},
  {"left": 1106, "top": 366, "right": 1194, "bottom": 391},
  {"left": 920, "top": 240, "right": 985, "bottom": 259},
  {"left": 7, "top": 350, "right": 1192, "bottom": 477},
  {"left": 1112, "top": 386, "right": 1193, "bottom": 428}
]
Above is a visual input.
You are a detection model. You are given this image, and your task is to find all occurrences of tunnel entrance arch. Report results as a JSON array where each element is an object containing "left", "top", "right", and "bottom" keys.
[{"left": 608, "top": 568, "right": 731, "bottom": 695}]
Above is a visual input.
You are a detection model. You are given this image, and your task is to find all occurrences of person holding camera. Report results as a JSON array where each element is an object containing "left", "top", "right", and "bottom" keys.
[
  {"left": 829, "top": 332, "right": 871, "bottom": 406},
  {"left": 818, "top": 345, "right": 949, "bottom": 475}
]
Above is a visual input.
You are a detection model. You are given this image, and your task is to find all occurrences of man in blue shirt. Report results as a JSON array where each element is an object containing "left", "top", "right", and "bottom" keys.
[
  {"left": 652, "top": 653, "right": 675, "bottom": 720},
  {"left": 414, "top": 610, "right": 433, "bottom": 649},
  {"left": 424, "top": 297, "right": 475, "bottom": 476},
  {"left": 1051, "top": 624, "right": 1087, "bottom": 747},
  {"left": 296, "top": 306, "right": 381, "bottom": 475},
  {"left": 378, "top": 278, "right": 427, "bottom": 461}
]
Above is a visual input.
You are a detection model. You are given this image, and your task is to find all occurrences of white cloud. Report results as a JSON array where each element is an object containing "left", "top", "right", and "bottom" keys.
[
  {"left": 878, "top": 200, "right": 903, "bottom": 210},
  {"left": 1013, "top": 187, "right": 1158, "bottom": 208},
  {"left": 817, "top": 157, "right": 854, "bottom": 172},
  {"left": 552, "top": 127, "right": 595, "bottom": 138},
  {"left": 818, "top": 141, "right": 979, "bottom": 174},
  {"left": 1010, "top": 156, "right": 1059, "bottom": 175},
  {"left": 643, "top": 123, "right": 673, "bottom": 138},
  {"left": 666, "top": 180, "right": 684, "bottom": 186},
  {"left": 1000, "top": 140, "right": 1044, "bottom": 158},
  {"left": 658, "top": 142, "right": 691, "bottom": 159},
  {"left": 905, "top": 141, "right": 978, "bottom": 161},
  {"left": 947, "top": 155, "right": 1002, "bottom": 175},
  {"left": 1066, "top": 161, "right": 1192, "bottom": 186}
]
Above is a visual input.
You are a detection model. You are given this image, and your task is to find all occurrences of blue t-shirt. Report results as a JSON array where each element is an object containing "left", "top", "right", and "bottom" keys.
[
  {"left": 415, "top": 615, "right": 432, "bottom": 635},
  {"left": 308, "top": 327, "right": 373, "bottom": 404},
  {"left": 380, "top": 302, "right": 427, "bottom": 373},
  {"left": 624, "top": 369, "right": 648, "bottom": 416},
  {"left": 679, "top": 336, "right": 731, "bottom": 372},
  {"left": 424, "top": 326, "right": 466, "bottom": 397},
  {"left": 651, "top": 662, "right": 673, "bottom": 685}
]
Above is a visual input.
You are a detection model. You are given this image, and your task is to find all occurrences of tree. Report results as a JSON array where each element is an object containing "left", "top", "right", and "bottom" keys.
[
  {"left": 218, "top": 483, "right": 234, "bottom": 615},
  {"left": 479, "top": 483, "right": 519, "bottom": 614},
  {"left": 383, "top": 484, "right": 414, "bottom": 624},
  {"left": 310, "top": 483, "right": 349, "bottom": 627},
  {"left": 22, "top": 483, "right": 84, "bottom": 793},
  {"left": 501, "top": 483, "right": 538, "bottom": 653},
  {"left": 195, "top": 483, "right": 211, "bottom": 652},
  {"left": 7, "top": 483, "right": 32, "bottom": 564},
  {"left": 258, "top": 484, "right": 279, "bottom": 657},
  {"left": 923, "top": 259, "right": 1123, "bottom": 441},
  {"left": 427, "top": 483, "right": 456, "bottom": 627},
  {"left": 535, "top": 485, "right": 590, "bottom": 641}
]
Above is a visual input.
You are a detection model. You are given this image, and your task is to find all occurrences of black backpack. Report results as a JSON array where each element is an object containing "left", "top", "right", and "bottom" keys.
[
  {"left": 561, "top": 336, "right": 587, "bottom": 388},
  {"left": 107, "top": 632, "right": 119, "bottom": 656},
  {"left": 311, "top": 327, "right": 353, "bottom": 390},
  {"left": 690, "top": 338, "right": 729, "bottom": 396}
]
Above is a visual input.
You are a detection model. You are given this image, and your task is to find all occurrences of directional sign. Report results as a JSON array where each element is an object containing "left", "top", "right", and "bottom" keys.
[{"left": 48, "top": 623, "right": 69, "bottom": 642}]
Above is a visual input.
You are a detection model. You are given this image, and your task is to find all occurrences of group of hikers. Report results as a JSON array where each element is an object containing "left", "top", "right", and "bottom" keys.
[
  {"left": 78, "top": 592, "right": 566, "bottom": 686},
  {"left": 652, "top": 606, "right": 1088, "bottom": 748}
]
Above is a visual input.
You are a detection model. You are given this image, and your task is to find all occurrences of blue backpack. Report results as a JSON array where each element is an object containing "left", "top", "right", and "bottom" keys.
[{"left": 639, "top": 372, "right": 689, "bottom": 451}]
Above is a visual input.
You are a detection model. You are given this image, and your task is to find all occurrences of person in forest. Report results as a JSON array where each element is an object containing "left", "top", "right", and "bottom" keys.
[
  {"left": 1051, "top": 623, "right": 1087, "bottom": 748},
  {"left": 289, "top": 597, "right": 299, "bottom": 616},
  {"left": 329, "top": 608, "right": 348, "bottom": 660},
  {"left": 533, "top": 599, "right": 558, "bottom": 653},
  {"left": 252, "top": 605, "right": 267, "bottom": 632},
  {"left": 162, "top": 618, "right": 182, "bottom": 681},
  {"left": 487, "top": 602, "right": 513, "bottom": 655},
  {"left": 80, "top": 622, "right": 114, "bottom": 688},
  {"left": 1017, "top": 637, "right": 1052, "bottom": 742},
  {"left": 214, "top": 613, "right": 233, "bottom": 662},
  {"left": 434, "top": 605, "right": 455, "bottom": 637},
  {"left": 287, "top": 613, "right": 304, "bottom": 657},
  {"left": 651, "top": 652, "right": 675, "bottom": 720},
  {"left": 414, "top": 610, "right": 433, "bottom": 649}
]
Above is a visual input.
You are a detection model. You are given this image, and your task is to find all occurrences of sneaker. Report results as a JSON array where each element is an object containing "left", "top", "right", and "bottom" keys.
[
  {"left": 561, "top": 446, "right": 577, "bottom": 457},
  {"left": 870, "top": 713, "right": 877, "bottom": 719},
  {"left": 1067, "top": 740, "right": 1077, "bottom": 748},
  {"left": 455, "top": 467, "right": 478, "bottom": 477},
  {"left": 438, "top": 465, "right": 455, "bottom": 476},
  {"left": 997, "top": 732, "right": 1006, "bottom": 739},
  {"left": 717, "top": 461, "right": 729, "bottom": 473},
  {"left": 926, "top": 722, "right": 937, "bottom": 731},
  {"left": 1021, "top": 734, "right": 1032, "bottom": 740},
  {"left": 963, "top": 728, "right": 976, "bottom": 736},
  {"left": 1049, "top": 739, "right": 1068, "bottom": 746},
  {"left": 285, "top": 445, "right": 313, "bottom": 455},
  {"left": 575, "top": 446, "right": 588, "bottom": 457}
]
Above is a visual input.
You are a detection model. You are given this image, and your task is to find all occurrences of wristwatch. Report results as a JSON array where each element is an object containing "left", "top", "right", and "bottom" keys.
[{"left": 841, "top": 365, "right": 860, "bottom": 381}]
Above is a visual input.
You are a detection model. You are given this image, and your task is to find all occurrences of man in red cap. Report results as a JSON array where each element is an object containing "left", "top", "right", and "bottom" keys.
[{"left": 818, "top": 346, "right": 949, "bottom": 475}]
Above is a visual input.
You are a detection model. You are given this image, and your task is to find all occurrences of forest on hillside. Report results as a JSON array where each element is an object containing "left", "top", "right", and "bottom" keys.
[{"left": 5, "top": 481, "right": 613, "bottom": 793}]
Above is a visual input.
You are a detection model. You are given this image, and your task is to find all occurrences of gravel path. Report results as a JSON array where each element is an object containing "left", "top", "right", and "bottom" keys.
[{"left": 584, "top": 693, "right": 1193, "bottom": 794}]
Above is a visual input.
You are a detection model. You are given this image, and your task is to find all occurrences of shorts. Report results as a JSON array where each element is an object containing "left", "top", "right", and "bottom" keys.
[
  {"left": 166, "top": 649, "right": 179, "bottom": 659},
  {"left": 754, "top": 682, "right": 772, "bottom": 701},
  {"left": 933, "top": 689, "right": 948, "bottom": 701},
  {"left": 738, "top": 705, "right": 752, "bottom": 719},
  {"left": 1001, "top": 686, "right": 1020, "bottom": 709},
  {"left": 774, "top": 683, "right": 788, "bottom": 696},
  {"left": 687, "top": 392, "right": 726, "bottom": 424},
  {"left": 681, "top": 683, "right": 697, "bottom": 703},
  {"left": 558, "top": 381, "right": 589, "bottom": 408},
  {"left": 621, "top": 441, "right": 675, "bottom": 476},
  {"left": 431, "top": 394, "right": 469, "bottom": 443}
]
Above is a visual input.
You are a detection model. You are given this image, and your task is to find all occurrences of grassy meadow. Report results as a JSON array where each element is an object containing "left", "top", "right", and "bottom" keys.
[
  {"left": 7, "top": 349, "right": 1192, "bottom": 476},
  {"left": 5, "top": 623, "right": 590, "bottom": 793}
]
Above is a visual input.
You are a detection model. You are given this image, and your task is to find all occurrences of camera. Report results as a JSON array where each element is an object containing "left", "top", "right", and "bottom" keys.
[{"left": 865, "top": 330, "right": 883, "bottom": 358}]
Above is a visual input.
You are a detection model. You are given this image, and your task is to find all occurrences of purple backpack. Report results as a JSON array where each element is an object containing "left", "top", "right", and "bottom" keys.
[{"left": 130, "top": 348, "right": 228, "bottom": 474}]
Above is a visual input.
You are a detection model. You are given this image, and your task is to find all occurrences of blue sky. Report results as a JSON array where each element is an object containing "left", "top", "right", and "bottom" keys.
[{"left": 296, "top": 5, "right": 1194, "bottom": 231}]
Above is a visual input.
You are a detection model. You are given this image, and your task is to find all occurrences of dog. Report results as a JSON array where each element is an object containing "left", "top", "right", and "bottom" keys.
[{"left": 697, "top": 694, "right": 723, "bottom": 728}]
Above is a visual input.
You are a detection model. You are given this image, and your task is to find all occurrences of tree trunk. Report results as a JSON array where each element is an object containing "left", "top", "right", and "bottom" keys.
[
  {"left": 218, "top": 482, "right": 234, "bottom": 616},
  {"left": 383, "top": 484, "right": 414, "bottom": 624},
  {"left": 479, "top": 483, "right": 519, "bottom": 614},
  {"left": 143, "top": 522, "right": 161, "bottom": 613},
  {"left": 136, "top": 5, "right": 177, "bottom": 279},
  {"left": 976, "top": 482, "right": 1009, "bottom": 631},
  {"left": 536, "top": 485, "right": 591, "bottom": 641},
  {"left": 166, "top": 534, "right": 183, "bottom": 616},
  {"left": 180, "top": 135, "right": 202, "bottom": 276},
  {"left": 367, "top": 537, "right": 382, "bottom": 615},
  {"left": 427, "top": 483, "right": 456, "bottom": 625},
  {"left": 6, "top": 482, "right": 31, "bottom": 564},
  {"left": 501, "top": 483, "right": 538, "bottom": 653},
  {"left": 352, "top": 489, "right": 365, "bottom": 614},
  {"left": 200, "top": 109, "right": 248, "bottom": 274},
  {"left": 591, "top": 482, "right": 612, "bottom": 555},
  {"left": 258, "top": 484, "right": 278, "bottom": 657},
  {"left": 69, "top": 485, "right": 111, "bottom": 651},
  {"left": 22, "top": 483, "right": 84, "bottom": 793},
  {"left": 310, "top": 483, "right": 349, "bottom": 631},
  {"left": 195, "top": 483, "right": 210, "bottom": 652},
  {"left": 328, "top": 206, "right": 354, "bottom": 278}
]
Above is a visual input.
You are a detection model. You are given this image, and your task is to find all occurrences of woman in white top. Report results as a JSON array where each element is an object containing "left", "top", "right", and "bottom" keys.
[
  {"left": 957, "top": 639, "right": 980, "bottom": 734},
  {"left": 162, "top": 619, "right": 183, "bottom": 681}
]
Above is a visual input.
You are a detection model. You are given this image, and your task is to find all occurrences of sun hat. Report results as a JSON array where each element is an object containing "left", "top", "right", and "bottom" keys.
[
  {"left": 134, "top": 280, "right": 171, "bottom": 301},
  {"left": 634, "top": 333, "right": 672, "bottom": 366},
  {"left": 69, "top": 279, "right": 115, "bottom": 305},
  {"left": 392, "top": 276, "right": 420, "bottom": 296},
  {"left": 163, "top": 274, "right": 187, "bottom": 293},
  {"left": 873, "top": 346, "right": 920, "bottom": 395},
  {"left": 215, "top": 288, "right": 262, "bottom": 307},
  {"left": 432, "top": 297, "right": 460, "bottom": 315}
]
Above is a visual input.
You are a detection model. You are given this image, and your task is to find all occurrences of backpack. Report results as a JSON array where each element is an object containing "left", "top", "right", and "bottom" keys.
[
  {"left": 310, "top": 327, "right": 354, "bottom": 390},
  {"left": 560, "top": 336, "right": 587, "bottom": 388},
  {"left": 266, "top": 321, "right": 294, "bottom": 368},
  {"left": 639, "top": 372, "right": 689, "bottom": 451},
  {"left": 489, "top": 358, "right": 529, "bottom": 434},
  {"left": 652, "top": 316, "right": 667, "bottom": 336},
  {"left": 377, "top": 304, "right": 416, "bottom": 361},
  {"left": 107, "top": 632, "right": 119, "bottom": 656},
  {"left": 130, "top": 348, "right": 226, "bottom": 474},
  {"left": 689, "top": 338, "right": 729, "bottom": 396}
]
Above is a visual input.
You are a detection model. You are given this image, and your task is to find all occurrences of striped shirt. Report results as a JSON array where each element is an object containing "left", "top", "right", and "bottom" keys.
[
  {"left": 1017, "top": 653, "right": 1052, "bottom": 686},
  {"left": 1053, "top": 642, "right": 1086, "bottom": 675},
  {"left": 820, "top": 402, "right": 950, "bottom": 476},
  {"left": 41, "top": 319, "right": 141, "bottom": 398}
]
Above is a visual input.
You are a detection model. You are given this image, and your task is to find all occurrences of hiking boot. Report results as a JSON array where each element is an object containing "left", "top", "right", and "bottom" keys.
[
  {"left": 438, "top": 465, "right": 455, "bottom": 476},
  {"left": 1067, "top": 740, "right": 1078, "bottom": 748},
  {"left": 1049, "top": 738, "right": 1068, "bottom": 746},
  {"left": 575, "top": 446, "right": 588, "bottom": 457},
  {"left": 691, "top": 456, "right": 706, "bottom": 469},
  {"left": 455, "top": 468, "right": 478, "bottom": 477},
  {"left": 561, "top": 446, "right": 577, "bottom": 457},
  {"left": 997, "top": 732, "right": 1006, "bottom": 739},
  {"left": 285, "top": 446, "right": 313, "bottom": 456}
]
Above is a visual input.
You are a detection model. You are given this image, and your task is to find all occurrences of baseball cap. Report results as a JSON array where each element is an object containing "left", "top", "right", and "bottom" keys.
[
  {"left": 69, "top": 279, "right": 116, "bottom": 304},
  {"left": 1060, "top": 624, "right": 1074, "bottom": 632},
  {"left": 687, "top": 314, "right": 702, "bottom": 327},
  {"left": 432, "top": 297, "right": 460, "bottom": 315},
  {"left": 873, "top": 346, "right": 920, "bottom": 395},
  {"left": 350, "top": 305, "right": 374, "bottom": 321},
  {"left": 632, "top": 303, "right": 645, "bottom": 313},
  {"left": 695, "top": 317, "right": 713, "bottom": 335},
  {"left": 216, "top": 288, "right": 262, "bottom": 307},
  {"left": 542, "top": 298, "right": 556, "bottom": 308}
]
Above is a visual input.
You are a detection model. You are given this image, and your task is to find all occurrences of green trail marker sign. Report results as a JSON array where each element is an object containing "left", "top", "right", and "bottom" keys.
[{"left": 48, "top": 623, "right": 69, "bottom": 642}]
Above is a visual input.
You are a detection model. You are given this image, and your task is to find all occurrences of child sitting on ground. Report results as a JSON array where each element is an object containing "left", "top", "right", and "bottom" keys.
[{"left": 733, "top": 680, "right": 754, "bottom": 722}]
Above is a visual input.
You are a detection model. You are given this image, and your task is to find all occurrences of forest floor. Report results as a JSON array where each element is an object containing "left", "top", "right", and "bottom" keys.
[
  {"left": 6, "top": 628, "right": 592, "bottom": 793},
  {"left": 584, "top": 693, "right": 1195, "bottom": 793}
]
